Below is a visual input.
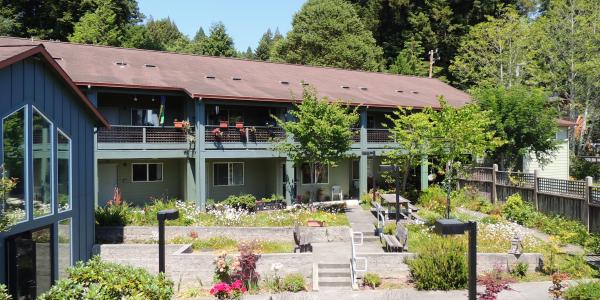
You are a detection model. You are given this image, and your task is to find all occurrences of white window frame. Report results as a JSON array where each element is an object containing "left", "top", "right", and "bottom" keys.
[
  {"left": 213, "top": 162, "right": 244, "bottom": 186},
  {"left": 32, "top": 106, "right": 55, "bottom": 219},
  {"left": 131, "top": 162, "right": 163, "bottom": 182},
  {"left": 301, "top": 163, "right": 329, "bottom": 185},
  {"left": 56, "top": 128, "right": 72, "bottom": 213}
]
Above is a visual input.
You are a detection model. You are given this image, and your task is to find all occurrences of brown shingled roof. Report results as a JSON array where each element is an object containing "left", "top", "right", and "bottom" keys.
[
  {"left": 0, "top": 43, "right": 109, "bottom": 127},
  {"left": 0, "top": 37, "right": 470, "bottom": 108}
]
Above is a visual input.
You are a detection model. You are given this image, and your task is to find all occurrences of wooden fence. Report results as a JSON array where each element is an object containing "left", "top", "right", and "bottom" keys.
[{"left": 459, "top": 164, "right": 599, "bottom": 233}]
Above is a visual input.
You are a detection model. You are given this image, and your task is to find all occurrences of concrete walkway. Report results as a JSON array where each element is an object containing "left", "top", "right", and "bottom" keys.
[
  {"left": 187, "top": 280, "right": 562, "bottom": 299},
  {"left": 344, "top": 206, "right": 385, "bottom": 254}
]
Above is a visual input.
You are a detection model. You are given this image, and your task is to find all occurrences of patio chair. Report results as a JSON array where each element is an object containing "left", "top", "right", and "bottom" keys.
[{"left": 331, "top": 185, "right": 343, "bottom": 201}]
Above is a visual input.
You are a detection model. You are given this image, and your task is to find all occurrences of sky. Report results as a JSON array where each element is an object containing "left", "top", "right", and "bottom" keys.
[{"left": 137, "top": 0, "right": 306, "bottom": 51}]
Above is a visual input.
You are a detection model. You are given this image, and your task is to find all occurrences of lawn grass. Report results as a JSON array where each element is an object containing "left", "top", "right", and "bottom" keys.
[{"left": 169, "top": 236, "right": 294, "bottom": 253}]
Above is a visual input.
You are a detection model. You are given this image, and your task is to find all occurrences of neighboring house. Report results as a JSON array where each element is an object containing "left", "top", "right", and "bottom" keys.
[
  {"left": 522, "top": 120, "right": 575, "bottom": 179},
  {"left": 0, "top": 37, "right": 470, "bottom": 211},
  {"left": 0, "top": 44, "right": 109, "bottom": 298}
]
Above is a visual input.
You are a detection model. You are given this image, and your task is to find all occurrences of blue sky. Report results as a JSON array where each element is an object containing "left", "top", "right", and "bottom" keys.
[{"left": 137, "top": 0, "right": 305, "bottom": 51}]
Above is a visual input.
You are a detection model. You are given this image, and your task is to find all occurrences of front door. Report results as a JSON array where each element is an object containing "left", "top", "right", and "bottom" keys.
[
  {"left": 6, "top": 226, "right": 53, "bottom": 299},
  {"left": 98, "top": 163, "right": 118, "bottom": 204}
]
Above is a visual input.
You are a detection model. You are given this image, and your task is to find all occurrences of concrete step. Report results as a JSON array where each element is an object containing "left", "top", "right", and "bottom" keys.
[
  {"left": 319, "top": 271, "right": 351, "bottom": 277},
  {"left": 318, "top": 281, "right": 352, "bottom": 288},
  {"left": 318, "top": 263, "right": 349, "bottom": 269},
  {"left": 319, "top": 275, "right": 351, "bottom": 282}
]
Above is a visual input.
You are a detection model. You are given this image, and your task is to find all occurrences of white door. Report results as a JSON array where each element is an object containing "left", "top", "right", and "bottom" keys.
[{"left": 98, "top": 163, "right": 118, "bottom": 205}]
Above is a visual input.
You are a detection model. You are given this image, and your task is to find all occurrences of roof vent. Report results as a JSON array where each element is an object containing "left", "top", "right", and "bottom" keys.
[
  {"left": 411, "top": 91, "right": 419, "bottom": 94},
  {"left": 359, "top": 87, "right": 368, "bottom": 91},
  {"left": 301, "top": 82, "right": 309, "bottom": 86},
  {"left": 232, "top": 77, "right": 242, "bottom": 81},
  {"left": 341, "top": 85, "right": 350, "bottom": 89},
  {"left": 53, "top": 57, "right": 63, "bottom": 61},
  {"left": 115, "top": 60, "right": 127, "bottom": 67},
  {"left": 395, "top": 90, "right": 404, "bottom": 93},
  {"left": 280, "top": 81, "right": 290, "bottom": 85},
  {"left": 205, "top": 75, "right": 216, "bottom": 79},
  {"left": 144, "top": 64, "right": 157, "bottom": 68}
]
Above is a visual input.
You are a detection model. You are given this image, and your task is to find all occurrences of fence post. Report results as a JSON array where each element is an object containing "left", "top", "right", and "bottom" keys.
[
  {"left": 584, "top": 176, "right": 593, "bottom": 232},
  {"left": 491, "top": 164, "right": 498, "bottom": 204},
  {"left": 142, "top": 127, "right": 147, "bottom": 143},
  {"left": 533, "top": 169, "right": 539, "bottom": 211}
]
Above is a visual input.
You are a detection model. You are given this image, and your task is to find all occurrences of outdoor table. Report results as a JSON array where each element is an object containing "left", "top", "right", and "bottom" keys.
[{"left": 379, "top": 193, "right": 411, "bottom": 219}]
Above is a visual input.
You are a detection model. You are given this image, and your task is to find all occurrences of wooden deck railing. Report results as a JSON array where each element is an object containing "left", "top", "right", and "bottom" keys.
[
  {"left": 205, "top": 125, "right": 286, "bottom": 143},
  {"left": 97, "top": 125, "right": 191, "bottom": 144},
  {"left": 367, "top": 129, "right": 394, "bottom": 143}
]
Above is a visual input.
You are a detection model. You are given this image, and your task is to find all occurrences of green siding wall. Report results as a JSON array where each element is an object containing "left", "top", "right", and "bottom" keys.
[
  {"left": 296, "top": 159, "right": 353, "bottom": 201},
  {"left": 207, "top": 158, "right": 282, "bottom": 202}
]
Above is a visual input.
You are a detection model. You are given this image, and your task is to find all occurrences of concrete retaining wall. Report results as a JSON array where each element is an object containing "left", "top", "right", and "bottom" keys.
[{"left": 96, "top": 226, "right": 351, "bottom": 244}]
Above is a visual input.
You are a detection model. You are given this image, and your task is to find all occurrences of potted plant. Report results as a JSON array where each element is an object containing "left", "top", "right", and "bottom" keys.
[
  {"left": 219, "top": 120, "right": 228, "bottom": 128},
  {"left": 212, "top": 128, "right": 223, "bottom": 139},
  {"left": 235, "top": 121, "right": 244, "bottom": 129},
  {"left": 174, "top": 120, "right": 184, "bottom": 128}
]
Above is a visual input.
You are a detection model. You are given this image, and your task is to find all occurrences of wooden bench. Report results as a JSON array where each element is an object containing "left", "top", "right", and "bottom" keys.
[
  {"left": 293, "top": 225, "right": 313, "bottom": 253},
  {"left": 382, "top": 224, "right": 408, "bottom": 252}
]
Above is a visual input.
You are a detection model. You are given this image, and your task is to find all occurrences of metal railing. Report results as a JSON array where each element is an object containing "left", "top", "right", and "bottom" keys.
[
  {"left": 205, "top": 125, "right": 285, "bottom": 143},
  {"left": 351, "top": 128, "right": 361, "bottom": 142},
  {"left": 97, "top": 125, "right": 192, "bottom": 144},
  {"left": 350, "top": 229, "right": 367, "bottom": 290},
  {"left": 367, "top": 128, "right": 394, "bottom": 143}
]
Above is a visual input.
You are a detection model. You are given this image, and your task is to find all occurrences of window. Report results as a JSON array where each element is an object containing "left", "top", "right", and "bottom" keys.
[
  {"left": 301, "top": 163, "right": 329, "bottom": 184},
  {"left": 32, "top": 108, "right": 53, "bottom": 218},
  {"left": 213, "top": 162, "right": 244, "bottom": 186},
  {"left": 57, "top": 130, "right": 71, "bottom": 212},
  {"left": 57, "top": 218, "right": 72, "bottom": 279},
  {"left": 2, "top": 107, "right": 27, "bottom": 224},
  {"left": 131, "top": 108, "right": 159, "bottom": 126},
  {"left": 132, "top": 163, "right": 163, "bottom": 182}
]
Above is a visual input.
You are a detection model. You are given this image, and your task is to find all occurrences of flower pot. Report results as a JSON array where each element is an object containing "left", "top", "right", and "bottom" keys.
[
  {"left": 307, "top": 220, "right": 325, "bottom": 227},
  {"left": 219, "top": 121, "right": 228, "bottom": 128},
  {"left": 235, "top": 122, "right": 244, "bottom": 129},
  {"left": 174, "top": 122, "right": 184, "bottom": 128}
]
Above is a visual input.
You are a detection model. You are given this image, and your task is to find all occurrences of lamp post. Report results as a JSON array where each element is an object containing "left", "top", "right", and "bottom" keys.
[
  {"left": 434, "top": 219, "right": 477, "bottom": 300},
  {"left": 379, "top": 164, "right": 401, "bottom": 223},
  {"left": 157, "top": 209, "right": 179, "bottom": 274}
]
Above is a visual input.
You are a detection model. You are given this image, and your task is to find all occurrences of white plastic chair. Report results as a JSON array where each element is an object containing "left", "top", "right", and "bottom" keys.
[{"left": 331, "top": 185, "right": 343, "bottom": 201}]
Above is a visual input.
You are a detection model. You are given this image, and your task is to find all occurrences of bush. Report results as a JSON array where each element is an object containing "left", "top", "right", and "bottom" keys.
[
  {"left": 0, "top": 284, "right": 9, "bottom": 300},
  {"left": 222, "top": 194, "right": 257, "bottom": 211},
  {"left": 261, "top": 194, "right": 284, "bottom": 203},
  {"left": 509, "top": 262, "right": 528, "bottom": 278},
  {"left": 95, "top": 201, "right": 132, "bottom": 226},
  {"left": 38, "top": 256, "right": 173, "bottom": 300},
  {"left": 501, "top": 194, "right": 535, "bottom": 225},
  {"left": 418, "top": 185, "right": 448, "bottom": 215},
  {"left": 362, "top": 273, "right": 382, "bottom": 288},
  {"left": 407, "top": 237, "right": 468, "bottom": 290},
  {"left": 564, "top": 281, "right": 600, "bottom": 300},
  {"left": 235, "top": 242, "right": 260, "bottom": 289},
  {"left": 281, "top": 273, "right": 305, "bottom": 292},
  {"left": 383, "top": 222, "right": 396, "bottom": 235}
]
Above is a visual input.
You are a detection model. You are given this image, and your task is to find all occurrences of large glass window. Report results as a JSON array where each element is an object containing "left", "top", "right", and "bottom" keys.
[
  {"left": 2, "top": 107, "right": 27, "bottom": 224},
  {"left": 33, "top": 109, "right": 53, "bottom": 218},
  {"left": 57, "top": 130, "right": 71, "bottom": 212},
  {"left": 132, "top": 163, "right": 163, "bottom": 182},
  {"left": 213, "top": 162, "right": 244, "bottom": 186},
  {"left": 131, "top": 108, "right": 159, "bottom": 126},
  {"left": 301, "top": 163, "right": 329, "bottom": 184},
  {"left": 57, "top": 218, "right": 72, "bottom": 279}
]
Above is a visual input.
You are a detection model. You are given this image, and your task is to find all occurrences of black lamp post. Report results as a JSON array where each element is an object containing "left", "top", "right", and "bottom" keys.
[
  {"left": 361, "top": 150, "right": 376, "bottom": 203},
  {"left": 433, "top": 219, "right": 477, "bottom": 300},
  {"left": 157, "top": 209, "right": 179, "bottom": 273},
  {"left": 379, "top": 164, "right": 401, "bottom": 223}
]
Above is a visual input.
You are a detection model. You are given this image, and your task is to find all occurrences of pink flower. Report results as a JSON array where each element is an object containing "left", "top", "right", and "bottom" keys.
[
  {"left": 231, "top": 280, "right": 243, "bottom": 289},
  {"left": 210, "top": 282, "right": 232, "bottom": 295}
]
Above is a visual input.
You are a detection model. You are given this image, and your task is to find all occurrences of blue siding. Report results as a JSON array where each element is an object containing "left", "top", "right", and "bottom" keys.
[{"left": 0, "top": 57, "right": 98, "bottom": 283}]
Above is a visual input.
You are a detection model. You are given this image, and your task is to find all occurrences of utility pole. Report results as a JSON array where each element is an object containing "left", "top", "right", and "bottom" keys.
[{"left": 428, "top": 49, "right": 439, "bottom": 79}]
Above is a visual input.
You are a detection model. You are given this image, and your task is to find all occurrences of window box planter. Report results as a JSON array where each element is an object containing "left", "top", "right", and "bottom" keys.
[
  {"left": 235, "top": 121, "right": 244, "bottom": 129},
  {"left": 174, "top": 121, "right": 184, "bottom": 128},
  {"left": 219, "top": 121, "right": 228, "bottom": 128}
]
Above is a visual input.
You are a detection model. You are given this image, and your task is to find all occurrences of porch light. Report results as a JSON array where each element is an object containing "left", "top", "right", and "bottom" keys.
[
  {"left": 508, "top": 235, "right": 523, "bottom": 255},
  {"left": 157, "top": 209, "right": 179, "bottom": 273},
  {"left": 433, "top": 219, "right": 477, "bottom": 300}
]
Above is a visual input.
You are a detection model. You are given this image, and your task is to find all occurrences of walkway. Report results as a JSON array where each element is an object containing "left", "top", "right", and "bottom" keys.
[{"left": 344, "top": 206, "right": 385, "bottom": 253}]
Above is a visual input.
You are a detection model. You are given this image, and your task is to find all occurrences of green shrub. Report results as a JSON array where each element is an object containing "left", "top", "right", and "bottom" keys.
[
  {"left": 38, "top": 256, "right": 173, "bottom": 300},
  {"left": 262, "top": 194, "right": 284, "bottom": 203},
  {"left": 501, "top": 194, "right": 536, "bottom": 225},
  {"left": 383, "top": 222, "right": 396, "bottom": 235},
  {"left": 564, "top": 281, "right": 600, "bottom": 300},
  {"left": 281, "top": 273, "right": 305, "bottom": 292},
  {"left": 222, "top": 194, "right": 257, "bottom": 210},
  {"left": 509, "top": 262, "right": 528, "bottom": 278},
  {"left": 407, "top": 237, "right": 468, "bottom": 290},
  {"left": 418, "top": 185, "right": 448, "bottom": 215},
  {"left": 362, "top": 273, "right": 382, "bottom": 288},
  {"left": 0, "top": 284, "right": 10, "bottom": 300},
  {"left": 95, "top": 202, "right": 132, "bottom": 226}
]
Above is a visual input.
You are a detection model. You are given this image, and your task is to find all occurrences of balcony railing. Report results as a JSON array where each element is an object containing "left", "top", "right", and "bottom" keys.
[
  {"left": 367, "top": 129, "right": 395, "bottom": 143},
  {"left": 205, "top": 125, "right": 286, "bottom": 143},
  {"left": 97, "top": 125, "right": 192, "bottom": 144},
  {"left": 351, "top": 128, "right": 361, "bottom": 143}
]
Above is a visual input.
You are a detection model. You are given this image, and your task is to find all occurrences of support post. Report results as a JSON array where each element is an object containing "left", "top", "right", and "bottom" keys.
[
  {"left": 491, "top": 164, "right": 498, "bottom": 204},
  {"left": 194, "top": 100, "right": 207, "bottom": 211},
  {"left": 467, "top": 221, "right": 477, "bottom": 300},
  {"left": 359, "top": 108, "right": 368, "bottom": 196},
  {"left": 420, "top": 156, "right": 428, "bottom": 191},
  {"left": 533, "top": 169, "right": 540, "bottom": 211},
  {"left": 158, "top": 217, "right": 166, "bottom": 273},
  {"left": 285, "top": 159, "right": 295, "bottom": 205},
  {"left": 584, "top": 176, "right": 593, "bottom": 232},
  {"left": 395, "top": 167, "right": 401, "bottom": 223}
]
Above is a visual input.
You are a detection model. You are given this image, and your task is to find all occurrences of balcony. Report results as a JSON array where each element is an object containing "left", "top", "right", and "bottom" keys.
[
  {"left": 367, "top": 129, "right": 394, "bottom": 143},
  {"left": 205, "top": 125, "right": 286, "bottom": 143},
  {"left": 97, "top": 125, "right": 193, "bottom": 150}
]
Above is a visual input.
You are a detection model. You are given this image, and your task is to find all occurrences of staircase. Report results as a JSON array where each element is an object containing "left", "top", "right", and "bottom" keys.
[{"left": 317, "top": 263, "right": 352, "bottom": 290}]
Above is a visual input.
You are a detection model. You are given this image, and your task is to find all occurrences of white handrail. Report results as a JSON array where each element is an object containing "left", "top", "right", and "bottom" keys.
[{"left": 350, "top": 230, "right": 367, "bottom": 289}]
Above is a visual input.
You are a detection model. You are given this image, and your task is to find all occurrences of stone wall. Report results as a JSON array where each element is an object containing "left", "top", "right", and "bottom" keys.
[{"left": 96, "top": 226, "right": 350, "bottom": 244}]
